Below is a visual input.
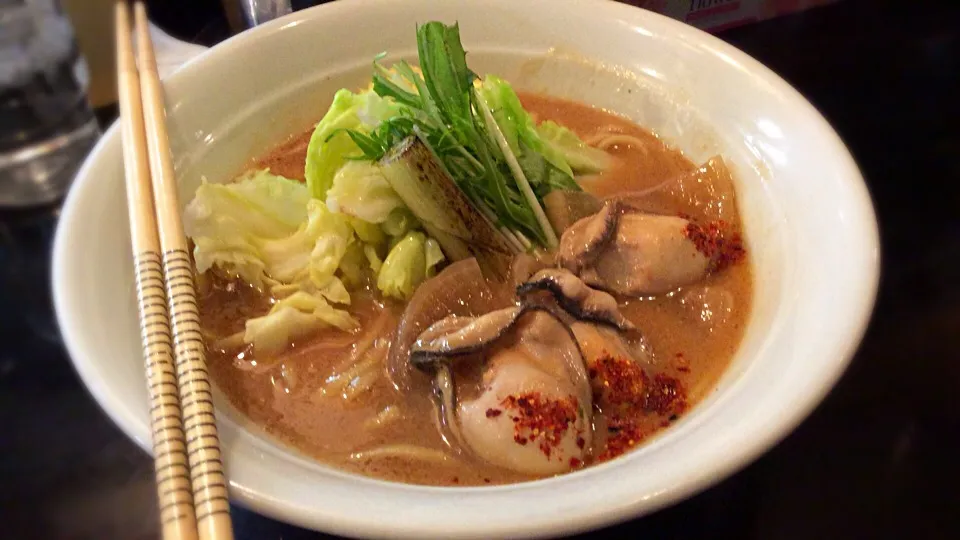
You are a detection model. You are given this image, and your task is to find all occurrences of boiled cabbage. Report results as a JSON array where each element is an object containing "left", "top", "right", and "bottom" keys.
[
  {"left": 376, "top": 231, "right": 445, "bottom": 300},
  {"left": 257, "top": 199, "right": 353, "bottom": 286},
  {"left": 183, "top": 170, "right": 309, "bottom": 285},
  {"left": 477, "top": 76, "right": 571, "bottom": 176},
  {"left": 536, "top": 120, "right": 611, "bottom": 174},
  {"left": 305, "top": 89, "right": 402, "bottom": 199},
  {"left": 381, "top": 207, "right": 420, "bottom": 238},
  {"left": 477, "top": 76, "right": 610, "bottom": 177},
  {"left": 326, "top": 160, "right": 404, "bottom": 223},
  {"left": 243, "top": 291, "right": 358, "bottom": 355},
  {"left": 476, "top": 76, "right": 585, "bottom": 197},
  {"left": 185, "top": 171, "right": 366, "bottom": 354}
]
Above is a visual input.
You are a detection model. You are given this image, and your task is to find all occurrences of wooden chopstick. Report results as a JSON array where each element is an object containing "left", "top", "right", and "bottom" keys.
[
  {"left": 115, "top": 4, "right": 197, "bottom": 539},
  {"left": 116, "top": 2, "right": 234, "bottom": 539}
]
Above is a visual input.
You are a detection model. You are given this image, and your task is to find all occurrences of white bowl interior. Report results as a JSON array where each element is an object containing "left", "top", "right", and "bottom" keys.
[{"left": 53, "top": 1, "right": 878, "bottom": 538}]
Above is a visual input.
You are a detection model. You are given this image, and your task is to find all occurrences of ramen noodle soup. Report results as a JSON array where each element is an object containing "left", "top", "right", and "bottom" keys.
[{"left": 186, "top": 22, "right": 751, "bottom": 487}]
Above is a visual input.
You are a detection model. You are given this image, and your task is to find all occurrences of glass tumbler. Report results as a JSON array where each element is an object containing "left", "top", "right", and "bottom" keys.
[{"left": 0, "top": 0, "right": 100, "bottom": 208}]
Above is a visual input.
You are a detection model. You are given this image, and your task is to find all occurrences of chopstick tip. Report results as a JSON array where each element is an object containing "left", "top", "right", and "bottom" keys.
[
  {"left": 114, "top": 0, "right": 128, "bottom": 24},
  {"left": 114, "top": 1, "right": 136, "bottom": 73},
  {"left": 133, "top": 0, "right": 148, "bottom": 22}
]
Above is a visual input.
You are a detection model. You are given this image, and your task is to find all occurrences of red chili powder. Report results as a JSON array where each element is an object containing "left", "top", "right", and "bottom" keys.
[
  {"left": 589, "top": 353, "right": 689, "bottom": 461},
  {"left": 684, "top": 220, "right": 746, "bottom": 272},
  {"left": 500, "top": 392, "right": 579, "bottom": 459}
]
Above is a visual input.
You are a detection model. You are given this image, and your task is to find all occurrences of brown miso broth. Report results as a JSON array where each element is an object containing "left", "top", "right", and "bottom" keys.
[{"left": 200, "top": 92, "right": 753, "bottom": 486}]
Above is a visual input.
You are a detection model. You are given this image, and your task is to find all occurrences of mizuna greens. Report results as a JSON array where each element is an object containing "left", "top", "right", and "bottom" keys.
[
  {"left": 184, "top": 21, "right": 609, "bottom": 355},
  {"left": 326, "top": 23, "right": 608, "bottom": 248}
]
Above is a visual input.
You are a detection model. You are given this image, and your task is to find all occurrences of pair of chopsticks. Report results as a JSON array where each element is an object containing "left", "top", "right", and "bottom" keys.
[{"left": 115, "top": 2, "right": 234, "bottom": 540}]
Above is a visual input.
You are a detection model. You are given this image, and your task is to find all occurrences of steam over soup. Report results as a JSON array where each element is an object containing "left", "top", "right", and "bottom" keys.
[{"left": 187, "top": 22, "right": 751, "bottom": 486}]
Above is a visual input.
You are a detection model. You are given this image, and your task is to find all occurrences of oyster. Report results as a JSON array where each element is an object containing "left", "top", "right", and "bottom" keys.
[
  {"left": 558, "top": 201, "right": 711, "bottom": 296},
  {"left": 517, "top": 268, "right": 634, "bottom": 331},
  {"left": 411, "top": 306, "right": 593, "bottom": 475}
]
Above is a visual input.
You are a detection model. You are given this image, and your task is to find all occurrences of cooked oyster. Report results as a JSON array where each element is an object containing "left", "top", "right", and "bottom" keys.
[
  {"left": 411, "top": 306, "right": 593, "bottom": 475},
  {"left": 517, "top": 268, "right": 634, "bottom": 331},
  {"left": 558, "top": 202, "right": 711, "bottom": 296}
]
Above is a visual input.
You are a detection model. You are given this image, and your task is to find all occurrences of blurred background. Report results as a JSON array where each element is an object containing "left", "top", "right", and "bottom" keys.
[{"left": 1, "top": 0, "right": 957, "bottom": 539}]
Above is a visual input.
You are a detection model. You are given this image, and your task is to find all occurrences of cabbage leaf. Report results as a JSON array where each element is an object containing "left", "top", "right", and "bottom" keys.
[
  {"left": 185, "top": 171, "right": 364, "bottom": 354},
  {"left": 304, "top": 89, "right": 402, "bottom": 199},
  {"left": 376, "top": 231, "right": 445, "bottom": 300},
  {"left": 257, "top": 199, "right": 353, "bottom": 286},
  {"left": 536, "top": 120, "right": 611, "bottom": 174},
  {"left": 326, "top": 160, "right": 404, "bottom": 223},
  {"left": 478, "top": 76, "right": 610, "bottom": 180},
  {"left": 183, "top": 170, "right": 309, "bottom": 285},
  {"left": 477, "top": 76, "right": 573, "bottom": 177},
  {"left": 243, "top": 291, "right": 358, "bottom": 355}
]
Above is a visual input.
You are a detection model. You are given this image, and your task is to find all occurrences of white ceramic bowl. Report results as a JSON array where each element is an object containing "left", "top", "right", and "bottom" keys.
[{"left": 53, "top": 0, "right": 879, "bottom": 538}]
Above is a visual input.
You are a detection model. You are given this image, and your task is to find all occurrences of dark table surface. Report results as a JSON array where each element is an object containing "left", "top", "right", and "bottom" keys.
[{"left": 2, "top": 0, "right": 959, "bottom": 538}]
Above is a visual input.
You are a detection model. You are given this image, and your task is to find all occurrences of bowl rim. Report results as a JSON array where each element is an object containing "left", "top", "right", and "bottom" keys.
[{"left": 53, "top": 0, "right": 880, "bottom": 537}]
